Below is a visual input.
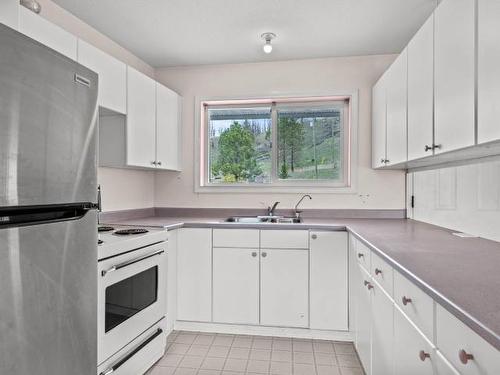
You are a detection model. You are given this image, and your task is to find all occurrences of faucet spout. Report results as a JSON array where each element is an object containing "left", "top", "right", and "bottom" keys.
[
  {"left": 268, "top": 201, "right": 280, "bottom": 216},
  {"left": 294, "top": 194, "right": 312, "bottom": 217}
]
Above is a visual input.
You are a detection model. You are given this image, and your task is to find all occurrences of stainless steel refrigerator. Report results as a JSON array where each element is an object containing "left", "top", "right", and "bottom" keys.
[{"left": 0, "top": 24, "right": 99, "bottom": 375}]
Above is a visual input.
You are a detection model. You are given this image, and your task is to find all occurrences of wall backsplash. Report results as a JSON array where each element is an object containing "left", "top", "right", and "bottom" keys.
[{"left": 409, "top": 157, "right": 500, "bottom": 242}]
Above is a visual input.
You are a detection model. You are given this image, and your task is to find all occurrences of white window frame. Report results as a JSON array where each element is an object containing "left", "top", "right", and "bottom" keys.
[{"left": 195, "top": 92, "right": 359, "bottom": 193}]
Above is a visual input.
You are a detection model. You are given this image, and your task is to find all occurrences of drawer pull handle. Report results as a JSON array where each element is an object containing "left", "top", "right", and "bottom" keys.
[
  {"left": 419, "top": 350, "right": 430, "bottom": 362},
  {"left": 402, "top": 296, "right": 412, "bottom": 306},
  {"left": 261, "top": 252, "right": 267, "bottom": 258},
  {"left": 374, "top": 268, "right": 382, "bottom": 276},
  {"left": 364, "top": 280, "right": 374, "bottom": 290},
  {"left": 311, "top": 234, "right": 317, "bottom": 240},
  {"left": 251, "top": 252, "right": 257, "bottom": 257},
  {"left": 357, "top": 253, "right": 365, "bottom": 259},
  {"left": 459, "top": 349, "right": 474, "bottom": 365}
]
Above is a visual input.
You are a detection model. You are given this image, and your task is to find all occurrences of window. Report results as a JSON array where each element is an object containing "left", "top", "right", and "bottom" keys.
[{"left": 199, "top": 95, "right": 355, "bottom": 191}]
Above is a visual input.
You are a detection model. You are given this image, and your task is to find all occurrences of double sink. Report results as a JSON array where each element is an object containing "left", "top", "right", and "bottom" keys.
[{"left": 225, "top": 215, "right": 302, "bottom": 224}]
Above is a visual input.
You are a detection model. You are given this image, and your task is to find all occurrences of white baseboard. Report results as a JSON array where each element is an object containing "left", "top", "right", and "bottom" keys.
[{"left": 173, "top": 321, "right": 354, "bottom": 342}]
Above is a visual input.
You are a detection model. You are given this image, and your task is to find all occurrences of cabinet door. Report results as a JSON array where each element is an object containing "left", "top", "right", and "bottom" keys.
[
  {"left": 478, "top": 0, "right": 500, "bottom": 144},
  {"left": 372, "top": 75, "right": 387, "bottom": 168},
  {"left": 77, "top": 39, "right": 126, "bottom": 114},
  {"left": 371, "top": 283, "right": 394, "bottom": 375},
  {"left": 434, "top": 0, "right": 475, "bottom": 153},
  {"left": 213, "top": 247, "right": 259, "bottom": 325},
  {"left": 18, "top": 7, "right": 77, "bottom": 60},
  {"left": 156, "top": 83, "right": 182, "bottom": 170},
  {"left": 0, "top": 0, "right": 18, "bottom": 29},
  {"left": 126, "top": 66, "right": 156, "bottom": 168},
  {"left": 386, "top": 49, "right": 408, "bottom": 166},
  {"left": 260, "top": 249, "right": 309, "bottom": 328},
  {"left": 408, "top": 14, "right": 434, "bottom": 160},
  {"left": 394, "top": 308, "right": 436, "bottom": 375},
  {"left": 355, "top": 266, "right": 372, "bottom": 374},
  {"left": 310, "top": 231, "right": 348, "bottom": 331},
  {"left": 177, "top": 228, "right": 212, "bottom": 322}
]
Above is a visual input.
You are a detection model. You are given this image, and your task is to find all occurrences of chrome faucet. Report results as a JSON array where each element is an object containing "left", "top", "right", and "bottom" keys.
[
  {"left": 294, "top": 194, "right": 312, "bottom": 218},
  {"left": 267, "top": 201, "right": 280, "bottom": 216}
]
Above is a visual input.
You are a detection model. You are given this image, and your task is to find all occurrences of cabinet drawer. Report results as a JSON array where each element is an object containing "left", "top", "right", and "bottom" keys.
[
  {"left": 371, "top": 252, "right": 394, "bottom": 297},
  {"left": 394, "top": 271, "right": 434, "bottom": 341},
  {"left": 355, "top": 241, "right": 371, "bottom": 271},
  {"left": 436, "top": 304, "right": 500, "bottom": 375},
  {"left": 260, "top": 229, "right": 309, "bottom": 249},
  {"left": 213, "top": 229, "right": 259, "bottom": 248}
]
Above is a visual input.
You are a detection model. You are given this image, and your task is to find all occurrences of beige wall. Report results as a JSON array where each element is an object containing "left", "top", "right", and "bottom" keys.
[
  {"left": 155, "top": 55, "right": 406, "bottom": 209},
  {"left": 35, "top": 0, "right": 156, "bottom": 211}
]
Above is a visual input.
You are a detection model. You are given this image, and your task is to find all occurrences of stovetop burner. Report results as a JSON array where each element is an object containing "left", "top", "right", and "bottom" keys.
[
  {"left": 113, "top": 228, "right": 149, "bottom": 236},
  {"left": 98, "top": 226, "right": 115, "bottom": 232}
]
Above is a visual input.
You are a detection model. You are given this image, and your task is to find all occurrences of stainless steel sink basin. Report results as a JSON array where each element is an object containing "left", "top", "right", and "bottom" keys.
[{"left": 225, "top": 216, "right": 302, "bottom": 224}]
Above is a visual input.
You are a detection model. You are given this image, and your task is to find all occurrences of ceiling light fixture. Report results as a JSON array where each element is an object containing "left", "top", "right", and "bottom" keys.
[{"left": 261, "top": 32, "right": 276, "bottom": 54}]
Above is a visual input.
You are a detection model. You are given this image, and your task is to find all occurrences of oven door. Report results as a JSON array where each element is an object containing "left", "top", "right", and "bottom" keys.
[{"left": 98, "top": 242, "right": 167, "bottom": 364}]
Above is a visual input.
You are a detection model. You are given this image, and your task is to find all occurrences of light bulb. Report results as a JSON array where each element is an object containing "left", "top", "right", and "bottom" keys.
[{"left": 263, "top": 42, "right": 273, "bottom": 54}]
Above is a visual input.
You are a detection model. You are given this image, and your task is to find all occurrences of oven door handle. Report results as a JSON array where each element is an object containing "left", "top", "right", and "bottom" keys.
[
  {"left": 101, "top": 249, "right": 164, "bottom": 277},
  {"left": 99, "top": 328, "right": 163, "bottom": 375}
]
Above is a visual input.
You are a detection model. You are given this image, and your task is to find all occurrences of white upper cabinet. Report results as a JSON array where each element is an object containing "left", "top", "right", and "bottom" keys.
[
  {"left": 372, "top": 75, "right": 387, "bottom": 168},
  {"left": 18, "top": 7, "right": 77, "bottom": 60},
  {"left": 434, "top": 0, "right": 475, "bottom": 154},
  {"left": 386, "top": 48, "right": 408, "bottom": 165},
  {"left": 156, "top": 83, "right": 182, "bottom": 171},
  {"left": 126, "top": 66, "right": 157, "bottom": 168},
  {"left": 0, "top": 0, "right": 18, "bottom": 30},
  {"left": 478, "top": 0, "right": 500, "bottom": 144},
  {"left": 77, "top": 39, "right": 126, "bottom": 114},
  {"left": 408, "top": 14, "right": 435, "bottom": 160}
]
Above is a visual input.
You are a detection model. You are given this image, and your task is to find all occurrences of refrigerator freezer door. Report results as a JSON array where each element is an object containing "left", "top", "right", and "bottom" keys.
[
  {"left": 0, "top": 211, "right": 97, "bottom": 375},
  {"left": 0, "top": 24, "right": 98, "bottom": 207}
]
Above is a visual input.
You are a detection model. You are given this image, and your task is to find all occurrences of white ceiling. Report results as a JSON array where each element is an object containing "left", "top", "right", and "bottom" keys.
[{"left": 53, "top": 0, "right": 437, "bottom": 68}]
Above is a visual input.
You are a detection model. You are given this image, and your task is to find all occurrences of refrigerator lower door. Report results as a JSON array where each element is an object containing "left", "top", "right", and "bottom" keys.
[
  {"left": 0, "top": 211, "right": 97, "bottom": 375},
  {"left": 0, "top": 24, "right": 98, "bottom": 207}
]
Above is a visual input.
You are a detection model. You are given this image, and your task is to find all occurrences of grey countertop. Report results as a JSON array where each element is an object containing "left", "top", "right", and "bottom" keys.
[{"left": 104, "top": 215, "right": 500, "bottom": 351}]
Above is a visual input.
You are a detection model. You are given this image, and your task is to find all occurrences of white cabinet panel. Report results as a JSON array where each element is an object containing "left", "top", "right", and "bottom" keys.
[
  {"left": 394, "top": 308, "right": 437, "bottom": 375},
  {"left": 166, "top": 230, "right": 178, "bottom": 335},
  {"left": 372, "top": 75, "right": 387, "bottom": 168},
  {"left": 372, "top": 283, "right": 394, "bottom": 375},
  {"left": 260, "top": 229, "right": 309, "bottom": 249},
  {"left": 156, "top": 83, "right": 182, "bottom": 170},
  {"left": 77, "top": 39, "right": 126, "bottom": 114},
  {"left": 394, "top": 271, "right": 434, "bottom": 341},
  {"left": 386, "top": 49, "right": 408, "bottom": 165},
  {"left": 213, "top": 228, "right": 259, "bottom": 248},
  {"left": 260, "top": 249, "right": 309, "bottom": 328},
  {"left": 434, "top": 0, "right": 475, "bottom": 153},
  {"left": 177, "top": 228, "right": 212, "bottom": 322},
  {"left": 310, "top": 231, "right": 348, "bottom": 331},
  {"left": 213, "top": 247, "right": 259, "bottom": 325},
  {"left": 18, "top": 7, "right": 77, "bottom": 60},
  {"left": 408, "top": 14, "right": 435, "bottom": 160},
  {"left": 436, "top": 304, "right": 500, "bottom": 375},
  {"left": 355, "top": 266, "right": 372, "bottom": 375},
  {"left": 0, "top": 0, "right": 18, "bottom": 29},
  {"left": 478, "top": 0, "right": 500, "bottom": 144},
  {"left": 126, "top": 66, "right": 156, "bottom": 168}
]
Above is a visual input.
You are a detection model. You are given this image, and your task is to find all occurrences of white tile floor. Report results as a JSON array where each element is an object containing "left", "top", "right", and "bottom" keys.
[{"left": 147, "top": 331, "right": 364, "bottom": 375}]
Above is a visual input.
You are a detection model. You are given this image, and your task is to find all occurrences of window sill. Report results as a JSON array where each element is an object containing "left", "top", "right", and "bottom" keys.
[{"left": 194, "top": 184, "right": 357, "bottom": 194}]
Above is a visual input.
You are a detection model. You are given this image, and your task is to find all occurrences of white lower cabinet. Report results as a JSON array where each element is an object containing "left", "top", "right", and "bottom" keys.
[
  {"left": 371, "top": 282, "right": 394, "bottom": 375},
  {"left": 310, "top": 231, "right": 348, "bottom": 331},
  {"left": 394, "top": 308, "right": 442, "bottom": 375},
  {"left": 213, "top": 247, "right": 259, "bottom": 325},
  {"left": 260, "top": 249, "right": 309, "bottom": 328},
  {"left": 0, "top": 0, "right": 18, "bottom": 30},
  {"left": 177, "top": 228, "right": 212, "bottom": 322},
  {"left": 355, "top": 266, "right": 372, "bottom": 374},
  {"left": 436, "top": 304, "right": 500, "bottom": 375}
]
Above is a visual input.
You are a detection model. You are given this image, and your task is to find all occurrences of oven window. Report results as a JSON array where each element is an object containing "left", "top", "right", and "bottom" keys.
[{"left": 105, "top": 266, "right": 158, "bottom": 332}]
